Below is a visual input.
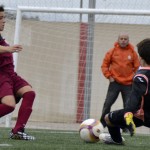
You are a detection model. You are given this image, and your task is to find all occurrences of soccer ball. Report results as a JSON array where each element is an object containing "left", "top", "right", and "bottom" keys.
[{"left": 79, "top": 118, "right": 104, "bottom": 143}]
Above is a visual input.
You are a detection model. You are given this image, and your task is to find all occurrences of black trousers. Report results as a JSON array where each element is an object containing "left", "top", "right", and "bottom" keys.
[{"left": 100, "top": 81, "right": 132, "bottom": 127}]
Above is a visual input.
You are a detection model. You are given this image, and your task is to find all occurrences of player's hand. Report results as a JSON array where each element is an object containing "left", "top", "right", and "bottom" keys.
[
  {"left": 109, "top": 77, "right": 115, "bottom": 82},
  {"left": 124, "top": 112, "right": 136, "bottom": 136},
  {"left": 8, "top": 44, "right": 23, "bottom": 53}
]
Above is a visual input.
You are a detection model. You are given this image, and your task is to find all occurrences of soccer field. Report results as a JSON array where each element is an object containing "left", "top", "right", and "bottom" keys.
[{"left": 0, "top": 127, "right": 150, "bottom": 150}]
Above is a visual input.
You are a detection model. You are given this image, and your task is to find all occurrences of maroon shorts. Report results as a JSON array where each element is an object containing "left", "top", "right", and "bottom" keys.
[{"left": 0, "top": 73, "right": 30, "bottom": 99}]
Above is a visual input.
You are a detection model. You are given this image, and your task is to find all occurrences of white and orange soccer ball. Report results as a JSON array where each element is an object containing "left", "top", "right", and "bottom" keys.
[{"left": 79, "top": 118, "right": 104, "bottom": 143}]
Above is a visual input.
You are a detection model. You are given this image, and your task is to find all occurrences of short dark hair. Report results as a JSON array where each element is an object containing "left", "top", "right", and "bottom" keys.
[
  {"left": 137, "top": 38, "right": 150, "bottom": 64},
  {"left": 0, "top": 5, "right": 4, "bottom": 12}
]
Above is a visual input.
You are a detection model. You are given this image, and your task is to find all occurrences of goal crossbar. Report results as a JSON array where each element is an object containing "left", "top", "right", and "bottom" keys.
[{"left": 17, "top": 6, "right": 150, "bottom": 16}]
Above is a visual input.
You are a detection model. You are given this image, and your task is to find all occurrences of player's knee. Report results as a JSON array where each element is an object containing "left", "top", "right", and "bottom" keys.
[
  {"left": 30, "top": 91, "right": 36, "bottom": 103},
  {"left": 23, "top": 91, "right": 36, "bottom": 99},
  {"left": 1, "top": 96, "right": 16, "bottom": 108},
  {"left": 5, "top": 101, "right": 16, "bottom": 108},
  {"left": 8, "top": 104, "right": 16, "bottom": 108},
  {"left": 22, "top": 91, "right": 36, "bottom": 107},
  {"left": 29, "top": 91, "right": 36, "bottom": 99}
]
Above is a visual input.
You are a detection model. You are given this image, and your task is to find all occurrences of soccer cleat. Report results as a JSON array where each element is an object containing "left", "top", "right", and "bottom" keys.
[
  {"left": 124, "top": 112, "right": 136, "bottom": 136},
  {"left": 99, "top": 133, "right": 125, "bottom": 145},
  {"left": 10, "top": 131, "right": 35, "bottom": 140}
]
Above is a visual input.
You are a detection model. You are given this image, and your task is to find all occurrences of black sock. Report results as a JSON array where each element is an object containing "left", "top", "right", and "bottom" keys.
[{"left": 107, "top": 126, "right": 122, "bottom": 143}]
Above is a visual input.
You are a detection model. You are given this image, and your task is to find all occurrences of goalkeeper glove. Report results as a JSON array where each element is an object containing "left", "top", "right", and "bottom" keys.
[{"left": 124, "top": 112, "right": 136, "bottom": 136}]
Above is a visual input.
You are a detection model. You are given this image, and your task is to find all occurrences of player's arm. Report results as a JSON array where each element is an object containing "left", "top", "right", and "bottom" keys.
[
  {"left": 0, "top": 45, "right": 22, "bottom": 53},
  {"left": 125, "top": 74, "right": 147, "bottom": 112},
  {"left": 125, "top": 75, "right": 147, "bottom": 112},
  {"left": 101, "top": 49, "right": 113, "bottom": 79}
]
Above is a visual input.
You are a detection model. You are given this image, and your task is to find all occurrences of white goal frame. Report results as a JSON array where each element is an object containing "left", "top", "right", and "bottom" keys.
[{"left": 4, "top": 6, "right": 150, "bottom": 127}]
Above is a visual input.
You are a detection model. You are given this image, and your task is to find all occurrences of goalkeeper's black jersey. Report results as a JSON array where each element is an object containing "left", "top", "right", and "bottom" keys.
[{"left": 125, "top": 66, "right": 150, "bottom": 121}]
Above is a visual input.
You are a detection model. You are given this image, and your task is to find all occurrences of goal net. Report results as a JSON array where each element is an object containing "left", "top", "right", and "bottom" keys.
[{"left": 2, "top": 6, "right": 150, "bottom": 134}]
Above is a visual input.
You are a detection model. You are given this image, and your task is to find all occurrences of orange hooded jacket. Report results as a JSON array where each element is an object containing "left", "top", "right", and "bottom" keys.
[{"left": 101, "top": 42, "right": 140, "bottom": 85}]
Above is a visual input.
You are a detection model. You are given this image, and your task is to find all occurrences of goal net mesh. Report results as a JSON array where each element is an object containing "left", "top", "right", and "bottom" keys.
[{"left": 2, "top": 7, "right": 150, "bottom": 134}]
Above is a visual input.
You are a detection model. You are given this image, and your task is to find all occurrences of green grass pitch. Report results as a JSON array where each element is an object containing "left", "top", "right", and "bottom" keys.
[{"left": 0, "top": 127, "right": 150, "bottom": 150}]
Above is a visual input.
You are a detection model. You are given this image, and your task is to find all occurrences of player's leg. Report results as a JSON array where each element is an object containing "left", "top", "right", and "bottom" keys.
[
  {"left": 100, "top": 109, "right": 133, "bottom": 145},
  {"left": 100, "top": 81, "right": 120, "bottom": 127},
  {"left": 121, "top": 84, "right": 132, "bottom": 108},
  {"left": 10, "top": 85, "right": 35, "bottom": 140},
  {"left": 0, "top": 96, "right": 15, "bottom": 116},
  {"left": 13, "top": 85, "right": 35, "bottom": 132},
  {"left": 121, "top": 84, "right": 132, "bottom": 133},
  {"left": 0, "top": 82, "right": 16, "bottom": 117},
  {"left": 10, "top": 75, "right": 36, "bottom": 140}
]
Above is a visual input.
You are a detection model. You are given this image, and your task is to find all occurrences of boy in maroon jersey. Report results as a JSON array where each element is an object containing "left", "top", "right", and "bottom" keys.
[
  {"left": 0, "top": 5, "right": 35, "bottom": 140},
  {"left": 100, "top": 38, "right": 150, "bottom": 145}
]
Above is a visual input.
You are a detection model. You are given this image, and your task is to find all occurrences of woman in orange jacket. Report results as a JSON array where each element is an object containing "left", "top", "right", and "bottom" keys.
[{"left": 100, "top": 33, "right": 140, "bottom": 129}]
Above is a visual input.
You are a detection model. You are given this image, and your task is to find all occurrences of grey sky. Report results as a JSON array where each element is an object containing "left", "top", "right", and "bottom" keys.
[{"left": 1, "top": 0, "right": 150, "bottom": 10}]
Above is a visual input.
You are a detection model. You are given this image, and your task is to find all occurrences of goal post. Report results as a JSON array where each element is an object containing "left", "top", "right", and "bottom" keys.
[{"left": 3, "top": 6, "right": 150, "bottom": 134}]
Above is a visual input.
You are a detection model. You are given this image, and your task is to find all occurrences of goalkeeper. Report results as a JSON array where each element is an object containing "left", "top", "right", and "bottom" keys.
[{"left": 100, "top": 38, "right": 150, "bottom": 145}]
